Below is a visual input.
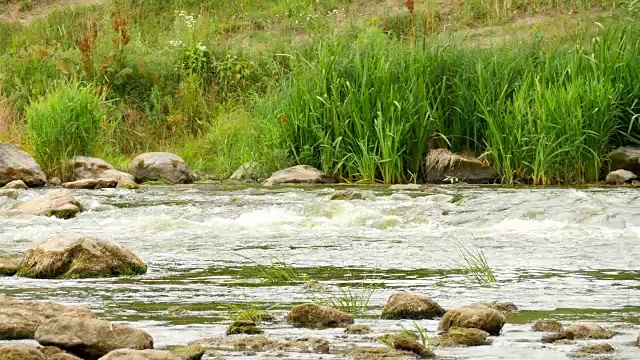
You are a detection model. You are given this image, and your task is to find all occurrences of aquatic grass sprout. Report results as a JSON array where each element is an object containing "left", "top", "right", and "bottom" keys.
[
  {"left": 454, "top": 243, "right": 496, "bottom": 284},
  {"left": 239, "top": 255, "right": 306, "bottom": 284},
  {"left": 303, "top": 276, "right": 379, "bottom": 316},
  {"left": 224, "top": 293, "right": 276, "bottom": 323}
]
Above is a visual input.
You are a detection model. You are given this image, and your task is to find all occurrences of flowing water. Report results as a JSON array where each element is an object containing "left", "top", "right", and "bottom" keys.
[{"left": 1, "top": 185, "right": 639, "bottom": 359}]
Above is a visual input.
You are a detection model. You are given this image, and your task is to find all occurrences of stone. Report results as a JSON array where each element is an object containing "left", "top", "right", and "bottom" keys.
[
  {"left": 116, "top": 179, "right": 139, "bottom": 189},
  {"left": 605, "top": 169, "right": 637, "bottom": 185},
  {"left": 573, "top": 343, "right": 614, "bottom": 354},
  {"left": 49, "top": 353, "right": 84, "bottom": 360},
  {"left": 0, "top": 344, "right": 46, "bottom": 360},
  {"left": 564, "top": 323, "right": 614, "bottom": 339},
  {"left": 16, "top": 233, "right": 147, "bottom": 279},
  {"left": 330, "top": 189, "right": 370, "bottom": 200},
  {"left": 130, "top": 152, "right": 194, "bottom": 184},
  {"left": 347, "top": 347, "right": 419, "bottom": 360},
  {"left": 541, "top": 331, "right": 574, "bottom": 343},
  {"left": 477, "top": 301, "right": 518, "bottom": 314},
  {"left": 226, "top": 320, "right": 263, "bottom": 335},
  {"left": 345, "top": 325, "right": 371, "bottom": 334},
  {"left": 378, "top": 332, "right": 435, "bottom": 358},
  {"left": 389, "top": 184, "right": 424, "bottom": 191},
  {"left": 609, "top": 146, "right": 640, "bottom": 174},
  {"left": 70, "top": 156, "right": 135, "bottom": 182},
  {"left": 96, "top": 178, "right": 118, "bottom": 189},
  {"left": 287, "top": 303, "right": 354, "bottom": 327},
  {"left": 62, "top": 179, "right": 98, "bottom": 189},
  {"left": 381, "top": 292, "right": 446, "bottom": 320},
  {"left": 0, "top": 295, "right": 93, "bottom": 340},
  {"left": 168, "top": 346, "right": 205, "bottom": 360},
  {"left": 48, "top": 177, "right": 62, "bottom": 187},
  {"left": 0, "top": 189, "right": 19, "bottom": 199},
  {"left": 0, "top": 254, "right": 20, "bottom": 276},
  {"left": 11, "top": 190, "right": 82, "bottom": 219},
  {"left": 99, "top": 349, "right": 178, "bottom": 360},
  {"left": 432, "top": 327, "right": 491, "bottom": 347},
  {"left": 3, "top": 179, "right": 28, "bottom": 189},
  {"left": 35, "top": 316, "right": 153, "bottom": 359},
  {"left": 190, "top": 336, "right": 329, "bottom": 354},
  {"left": 438, "top": 304, "right": 506, "bottom": 336},
  {"left": 263, "top": 165, "right": 334, "bottom": 186},
  {"left": 229, "top": 162, "right": 262, "bottom": 181},
  {"left": 425, "top": 149, "right": 497, "bottom": 184},
  {"left": 0, "top": 143, "right": 46, "bottom": 187},
  {"left": 532, "top": 320, "right": 564, "bottom": 332}
]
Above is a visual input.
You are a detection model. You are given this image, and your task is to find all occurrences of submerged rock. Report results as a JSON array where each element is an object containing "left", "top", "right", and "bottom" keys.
[
  {"left": 35, "top": 316, "right": 154, "bottom": 359},
  {"left": 0, "top": 295, "right": 93, "bottom": 340},
  {"left": 345, "top": 325, "right": 372, "bottom": 334},
  {"left": 605, "top": 169, "right": 637, "bottom": 185},
  {"left": 541, "top": 331, "right": 574, "bottom": 344},
  {"left": 389, "top": 184, "right": 424, "bottom": 191},
  {"left": 3, "top": 179, "right": 28, "bottom": 189},
  {"left": 226, "top": 320, "right": 263, "bottom": 335},
  {"left": 62, "top": 179, "right": 99, "bottom": 189},
  {"left": 379, "top": 332, "right": 435, "bottom": 358},
  {"left": 347, "top": 347, "right": 419, "bottom": 359},
  {"left": 0, "top": 254, "right": 20, "bottom": 276},
  {"left": 381, "top": 292, "right": 446, "bottom": 320},
  {"left": 564, "top": 323, "right": 614, "bottom": 339},
  {"left": 116, "top": 179, "right": 140, "bottom": 189},
  {"left": 532, "top": 320, "right": 564, "bottom": 332},
  {"left": 12, "top": 190, "right": 82, "bottom": 219},
  {"left": 425, "top": 149, "right": 497, "bottom": 184},
  {"left": 17, "top": 233, "right": 147, "bottom": 279},
  {"left": 432, "top": 327, "right": 491, "bottom": 347},
  {"left": 99, "top": 349, "right": 178, "bottom": 360},
  {"left": 167, "top": 346, "right": 205, "bottom": 360},
  {"left": 477, "top": 301, "right": 518, "bottom": 314},
  {"left": 130, "top": 152, "right": 194, "bottom": 184},
  {"left": 287, "top": 303, "right": 354, "bottom": 327},
  {"left": 0, "top": 344, "right": 46, "bottom": 360},
  {"left": 572, "top": 343, "right": 614, "bottom": 355},
  {"left": 263, "top": 165, "right": 334, "bottom": 186},
  {"left": 438, "top": 304, "right": 506, "bottom": 336},
  {"left": 609, "top": 146, "right": 640, "bottom": 174},
  {"left": 0, "top": 188, "right": 19, "bottom": 199},
  {"left": 330, "top": 189, "right": 369, "bottom": 200},
  {"left": 71, "top": 156, "right": 134, "bottom": 182},
  {"left": 190, "top": 335, "right": 329, "bottom": 354},
  {"left": 229, "top": 162, "right": 262, "bottom": 182},
  {"left": 0, "top": 143, "right": 47, "bottom": 188}
]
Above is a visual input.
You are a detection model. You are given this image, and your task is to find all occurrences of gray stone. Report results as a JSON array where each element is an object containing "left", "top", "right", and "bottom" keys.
[
  {"left": 0, "top": 143, "right": 46, "bottom": 187},
  {"left": 610, "top": 146, "right": 640, "bottom": 174},
  {"left": 605, "top": 169, "right": 637, "bottom": 185},
  {"left": 263, "top": 165, "right": 334, "bottom": 186},
  {"left": 71, "top": 156, "right": 135, "bottom": 182},
  {"left": 12, "top": 190, "right": 82, "bottom": 219},
  {"left": 130, "top": 152, "right": 194, "bottom": 184},
  {"left": 3, "top": 179, "right": 28, "bottom": 189},
  {"left": 425, "top": 149, "right": 497, "bottom": 184}
]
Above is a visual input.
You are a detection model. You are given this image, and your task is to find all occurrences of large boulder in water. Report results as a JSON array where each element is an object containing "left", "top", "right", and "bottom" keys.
[
  {"left": 381, "top": 292, "right": 446, "bottom": 320},
  {"left": 11, "top": 190, "right": 82, "bottom": 219},
  {"left": 425, "top": 149, "right": 497, "bottom": 184},
  {"left": 17, "top": 233, "right": 147, "bottom": 279},
  {"left": 71, "top": 156, "right": 135, "bottom": 182},
  {"left": 0, "top": 344, "right": 47, "bottom": 360},
  {"left": 438, "top": 304, "right": 506, "bottom": 336},
  {"left": 99, "top": 349, "right": 180, "bottom": 360},
  {"left": 605, "top": 169, "right": 637, "bottom": 185},
  {"left": 610, "top": 146, "right": 640, "bottom": 174},
  {"left": 263, "top": 165, "right": 334, "bottom": 186},
  {"left": 0, "top": 143, "right": 46, "bottom": 187},
  {"left": 130, "top": 152, "right": 194, "bottom": 184},
  {"left": 35, "top": 316, "right": 153, "bottom": 359},
  {"left": 287, "top": 303, "right": 353, "bottom": 327},
  {"left": 0, "top": 295, "right": 93, "bottom": 340},
  {"left": 564, "top": 323, "right": 614, "bottom": 339}
]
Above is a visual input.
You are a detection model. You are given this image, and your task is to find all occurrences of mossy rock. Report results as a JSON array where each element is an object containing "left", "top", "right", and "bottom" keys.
[
  {"left": 168, "top": 345, "right": 205, "bottom": 360},
  {"left": 226, "top": 320, "right": 264, "bottom": 335},
  {"left": 287, "top": 303, "right": 353, "bottom": 327},
  {"left": 378, "top": 332, "right": 435, "bottom": 358},
  {"left": 432, "top": 327, "right": 491, "bottom": 347},
  {"left": 347, "top": 347, "right": 419, "bottom": 359},
  {"left": 330, "top": 190, "right": 367, "bottom": 200},
  {"left": 0, "top": 344, "right": 46, "bottom": 360},
  {"left": 572, "top": 343, "right": 614, "bottom": 355},
  {"left": 532, "top": 320, "right": 564, "bottom": 332},
  {"left": 381, "top": 292, "right": 446, "bottom": 320},
  {"left": 0, "top": 254, "right": 21, "bottom": 276},
  {"left": 345, "top": 325, "right": 372, "bottom": 334},
  {"left": 565, "top": 323, "right": 614, "bottom": 339},
  {"left": 541, "top": 331, "right": 574, "bottom": 344},
  {"left": 438, "top": 304, "right": 505, "bottom": 336}
]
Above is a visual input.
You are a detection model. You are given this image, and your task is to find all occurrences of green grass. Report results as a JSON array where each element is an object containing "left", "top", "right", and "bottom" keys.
[
  {"left": 454, "top": 243, "right": 497, "bottom": 284},
  {"left": 239, "top": 255, "right": 306, "bottom": 284},
  {"left": 224, "top": 293, "right": 276, "bottom": 323},
  {"left": 303, "top": 277, "right": 378, "bottom": 316}
]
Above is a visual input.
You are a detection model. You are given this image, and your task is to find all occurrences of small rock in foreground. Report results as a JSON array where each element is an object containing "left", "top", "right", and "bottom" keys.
[
  {"left": 378, "top": 332, "right": 435, "bottom": 358},
  {"left": 345, "top": 325, "right": 372, "bottom": 334},
  {"left": 605, "top": 169, "right": 637, "bottom": 185},
  {"left": 0, "top": 344, "right": 46, "bottom": 360},
  {"left": 3, "top": 179, "right": 28, "bottom": 189}
]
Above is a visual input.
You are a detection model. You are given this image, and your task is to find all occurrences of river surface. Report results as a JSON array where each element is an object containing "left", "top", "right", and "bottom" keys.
[{"left": 1, "top": 185, "right": 639, "bottom": 359}]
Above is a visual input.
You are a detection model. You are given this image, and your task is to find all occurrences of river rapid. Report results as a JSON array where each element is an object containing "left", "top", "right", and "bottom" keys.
[{"left": 1, "top": 185, "right": 639, "bottom": 359}]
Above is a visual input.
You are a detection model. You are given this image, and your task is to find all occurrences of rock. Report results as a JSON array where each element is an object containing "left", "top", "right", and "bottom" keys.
[
  {"left": 0, "top": 295, "right": 93, "bottom": 340},
  {"left": 70, "top": 156, "right": 135, "bottom": 182},
  {"left": 96, "top": 178, "right": 118, "bottom": 189},
  {"left": 62, "top": 179, "right": 98, "bottom": 189},
  {"left": 605, "top": 169, "right": 637, "bottom": 185},
  {"left": 330, "top": 189, "right": 368, "bottom": 200},
  {"left": 381, "top": 292, "right": 446, "bottom": 320},
  {"left": 229, "top": 162, "right": 262, "bottom": 181},
  {"left": 130, "top": 152, "right": 194, "bottom": 184},
  {"left": 11, "top": 190, "right": 82, "bottom": 219},
  {"left": 541, "top": 331, "right": 574, "bottom": 343},
  {"left": 16, "top": 233, "right": 147, "bottom": 279},
  {"left": 425, "top": 149, "right": 497, "bottom": 184},
  {"left": 168, "top": 346, "right": 205, "bottom": 360},
  {"left": 287, "top": 303, "right": 354, "bottom": 327},
  {"left": 610, "top": 146, "right": 640, "bottom": 174},
  {"left": 438, "top": 304, "right": 506, "bottom": 336},
  {"left": 48, "top": 177, "right": 62, "bottom": 187},
  {"left": 477, "top": 301, "right": 518, "bottom": 314},
  {"left": 226, "top": 320, "right": 263, "bottom": 335},
  {"left": 0, "top": 254, "right": 20, "bottom": 276},
  {"left": 0, "top": 344, "right": 46, "bottom": 360},
  {"left": 190, "top": 335, "right": 329, "bottom": 354},
  {"left": 263, "top": 165, "right": 334, "bottom": 186},
  {"left": 564, "top": 323, "right": 614, "bottom": 339},
  {"left": 432, "top": 327, "right": 491, "bottom": 347},
  {"left": 99, "top": 349, "right": 178, "bottom": 360},
  {"left": 35, "top": 316, "right": 153, "bottom": 359},
  {"left": 532, "top": 320, "right": 564, "bottom": 332},
  {"left": 573, "top": 343, "right": 614, "bottom": 354},
  {"left": 116, "top": 179, "right": 139, "bottom": 189},
  {"left": 0, "top": 189, "right": 19, "bottom": 199},
  {"left": 347, "top": 347, "right": 419, "bottom": 359},
  {"left": 3, "top": 179, "right": 28, "bottom": 189},
  {"left": 0, "top": 143, "right": 47, "bottom": 187},
  {"left": 49, "top": 353, "right": 84, "bottom": 360},
  {"left": 389, "top": 184, "right": 424, "bottom": 191},
  {"left": 345, "top": 325, "right": 371, "bottom": 334},
  {"left": 379, "top": 332, "right": 435, "bottom": 358}
]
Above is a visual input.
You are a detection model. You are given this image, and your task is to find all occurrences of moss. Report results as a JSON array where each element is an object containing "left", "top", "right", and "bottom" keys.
[
  {"left": 573, "top": 343, "right": 614, "bottom": 354},
  {"left": 432, "top": 327, "right": 491, "bottom": 347},
  {"left": 345, "top": 325, "right": 371, "bottom": 334},
  {"left": 226, "top": 320, "right": 264, "bottom": 335},
  {"left": 168, "top": 345, "right": 205, "bottom": 360}
]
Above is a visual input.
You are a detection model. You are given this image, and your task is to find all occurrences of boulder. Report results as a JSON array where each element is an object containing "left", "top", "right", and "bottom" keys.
[
  {"left": 425, "top": 149, "right": 497, "bottom": 184},
  {"left": 0, "top": 295, "right": 93, "bottom": 340},
  {"left": 532, "top": 320, "right": 563, "bottom": 332},
  {"left": 610, "top": 146, "right": 640, "bottom": 174},
  {"left": 541, "top": 331, "right": 574, "bottom": 343},
  {"left": 0, "top": 189, "right": 19, "bottom": 199},
  {"left": 99, "top": 349, "right": 178, "bottom": 360},
  {"left": 190, "top": 335, "right": 329, "bottom": 354},
  {"left": 378, "top": 332, "right": 435, "bottom": 358},
  {"left": 167, "top": 346, "right": 205, "bottom": 360},
  {"left": 438, "top": 304, "right": 506, "bottom": 336},
  {"left": 3, "top": 179, "right": 28, "bottom": 189},
  {"left": 347, "top": 347, "right": 418, "bottom": 360},
  {"left": 48, "top": 177, "right": 62, "bottom": 187},
  {"left": 389, "top": 184, "right": 424, "bottom": 191},
  {"left": 229, "top": 162, "right": 262, "bottom": 181},
  {"left": 287, "top": 303, "right": 354, "bottom": 327},
  {"left": 16, "top": 233, "right": 147, "bottom": 279},
  {"left": 0, "top": 254, "right": 20, "bottom": 276},
  {"left": 70, "top": 156, "right": 135, "bottom": 182},
  {"left": 381, "top": 292, "right": 446, "bottom": 320},
  {"left": 130, "top": 152, "right": 194, "bottom": 184},
  {"left": 330, "top": 189, "right": 369, "bottom": 200},
  {"left": 432, "top": 327, "right": 491, "bottom": 347},
  {"left": 62, "top": 179, "right": 98, "bottom": 189},
  {"left": 116, "top": 179, "right": 139, "bottom": 189},
  {"left": 226, "top": 320, "right": 263, "bottom": 335},
  {"left": 0, "top": 143, "right": 46, "bottom": 187},
  {"left": 263, "top": 165, "right": 334, "bottom": 186},
  {"left": 0, "top": 344, "right": 46, "bottom": 360},
  {"left": 49, "top": 353, "right": 84, "bottom": 360},
  {"left": 95, "top": 178, "right": 118, "bottom": 189},
  {"left": 345, "top": 325, "right": 371, "bottom": 334},
  {"left": 605, "top": 169, "right": 637, "bottom": 185},
  {"left": 35, "top": 316, "right": 153, "bottom": 359},
  {"left": 573, "top": 343, "right": 614, "bottom": 354},
  {"left": 11, "top": 190, "right": 82, "bottom": 219},
  {"left": 477, "top": 301, "right": 518, "bottom": 314},
  {"left": 564, "top": 323, "right": 614, "bottom": 339}
]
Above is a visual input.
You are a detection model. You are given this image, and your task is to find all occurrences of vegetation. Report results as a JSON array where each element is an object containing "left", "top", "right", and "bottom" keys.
[
  {"left": 304, "top": 278, "right": 378, "bottom": 316},
  {"left": 1, "top": 0, "right": 639, "bottom": 183},
  {"left": 455, "top": 243, "right": 497, "bottom": 284}
]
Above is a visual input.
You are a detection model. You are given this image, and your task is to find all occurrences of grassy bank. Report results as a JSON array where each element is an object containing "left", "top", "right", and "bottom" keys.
[{"left": 0, "top": 0, "right": 639, "bottom": 183}]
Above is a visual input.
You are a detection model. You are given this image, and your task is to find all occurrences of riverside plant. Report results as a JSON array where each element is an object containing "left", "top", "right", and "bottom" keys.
[
  {"left": 224, "top": 293, "right": 276, "bottom": 323},
  {"left": 303, "top": 275, "right": 379, "bottom": 316},
  {"left": 455, "top": 242, "right": 496, "bottom": 284},
  {"left": 239, "top": 255, "right": 305, "bottom": 284}
]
